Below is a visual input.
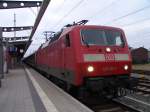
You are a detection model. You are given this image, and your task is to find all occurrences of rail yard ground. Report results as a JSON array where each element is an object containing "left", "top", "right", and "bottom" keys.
[
  {"left": 133, "top": 64, "right": 150, "bottom": 71},
  {"left": 132, "top": 63, "right": 150, "bottom": 75}
]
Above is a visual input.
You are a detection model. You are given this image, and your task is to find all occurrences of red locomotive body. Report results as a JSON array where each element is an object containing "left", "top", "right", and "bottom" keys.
[{"left": 27, "top": 21, "right": 136, "bottom": 96}]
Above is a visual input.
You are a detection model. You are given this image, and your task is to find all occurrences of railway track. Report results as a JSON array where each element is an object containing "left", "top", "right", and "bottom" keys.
[
  {"left": 74, "top": 75, "right": 150, "bottom": 112},
  {"left": 132, "top": 70, "right": 150, "bottom": 75},
  {"left": 78, "top": 93, "right": 140, "bottom": 112},
  {"left": 92, "top": 102, "right": 128, "bottom": 112},
  {"left": 90, "top": 76, "right": 150, "bottom": 112},
  {"left": 135, "top": 78, "right": 150, "bottom": 95},
  {"left": 92, "top": 100, "right": 139, "bottom": 112},
  {"left": 131, "top": 71, "right": 150, "bottom": 96}
]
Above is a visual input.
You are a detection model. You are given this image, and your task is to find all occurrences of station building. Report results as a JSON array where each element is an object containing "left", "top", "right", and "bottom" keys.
[{"left": 131, "top": 47, "right": 149, "bottom": 64}]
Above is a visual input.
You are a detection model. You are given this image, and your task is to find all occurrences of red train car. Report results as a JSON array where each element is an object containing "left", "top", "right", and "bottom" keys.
[{"left": 32, "top": 21, "right": 136, "bottom": 97}]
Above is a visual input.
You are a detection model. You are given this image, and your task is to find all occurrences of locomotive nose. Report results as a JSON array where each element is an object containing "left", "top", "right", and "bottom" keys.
[{"left": 81, "top": 62, "right": 131, "bottom": 77}]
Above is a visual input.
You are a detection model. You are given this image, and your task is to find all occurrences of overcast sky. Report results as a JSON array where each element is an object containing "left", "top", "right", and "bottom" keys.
[{"left": 1, "top": 0, "right": 150, "bottom": 57}]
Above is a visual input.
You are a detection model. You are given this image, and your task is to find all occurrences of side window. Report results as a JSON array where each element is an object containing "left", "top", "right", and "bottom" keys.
[
  {"left": 65, "top": 34, "right": 70, "bottom": 47},
  {"left": 115, "top": 36, "right": 123, "bottom": 46}
]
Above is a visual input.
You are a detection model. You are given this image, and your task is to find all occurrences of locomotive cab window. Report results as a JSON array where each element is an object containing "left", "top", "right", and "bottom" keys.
[
  {"left": 81, "top": 29, "right": 125, "bottom": 47},
  {"left": 65, "top": 34, "right": 70, "bottom": 47},
  {"left": 116, "top": 36, "right": 123, "bottom": 46}
]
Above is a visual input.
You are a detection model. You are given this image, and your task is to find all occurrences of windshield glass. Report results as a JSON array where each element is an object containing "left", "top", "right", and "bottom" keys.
[{"left": 81, "top": 29, "right": 124, "bottom": 46}]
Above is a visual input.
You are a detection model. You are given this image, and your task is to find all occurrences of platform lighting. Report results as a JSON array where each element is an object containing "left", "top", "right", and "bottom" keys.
[
  {"left": 20, "top": 49, "right": 24, "bottom": 53},
  {"left": 4, "top": 28, "right": 7, "bottom": 31},
  {"left": 11, "top": 28, "right": 14, "bottom": 31},
  {"left": 3, "top": 3, "right": 8, "bottom": 7},
  {"left": 20, "top": 3, "right": 24, "bottom": 7},
  {"left": 37, "top": 2, "right": 40, "bottom": 6}
]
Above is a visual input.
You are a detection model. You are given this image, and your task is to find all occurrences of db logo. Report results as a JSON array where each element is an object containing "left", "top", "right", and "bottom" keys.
[{"left": 105, "top": 54, "right": 115, "bottom": 61}]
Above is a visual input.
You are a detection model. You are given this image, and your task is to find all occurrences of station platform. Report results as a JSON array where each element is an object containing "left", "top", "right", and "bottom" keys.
[{"left": 0, "top": 66, "right": 93, "bottom": 112}]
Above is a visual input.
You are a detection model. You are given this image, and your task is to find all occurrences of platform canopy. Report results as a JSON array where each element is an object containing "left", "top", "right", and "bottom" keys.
[
  {"left": 3, "top": 36, "right": 29, "bottom": 40},
  {"left": 25, "top": 0, "right": 50, "bottom": 51},
  {"left": 2, "top": 26, "right": 33, "bottom": 32},
  {"left": 0, "top": 1, "right": 42, "bottom": 9}
]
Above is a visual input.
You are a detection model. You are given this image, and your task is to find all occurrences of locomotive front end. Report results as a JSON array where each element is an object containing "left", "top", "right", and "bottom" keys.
[{"left": 75, "top": 26, "right": 136, "bottom": 97}]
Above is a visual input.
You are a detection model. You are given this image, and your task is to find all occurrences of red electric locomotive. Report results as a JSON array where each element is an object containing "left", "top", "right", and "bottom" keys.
[{"left": 31, "top": 20, "right": 136, "bottom": 97}]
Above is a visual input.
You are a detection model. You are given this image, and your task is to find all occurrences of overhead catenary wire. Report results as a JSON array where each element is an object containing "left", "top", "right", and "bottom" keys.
[
  {"left": 30, "top": 43, "right": 43, "bottom": 45},
  {"left": 54, "top": 0, "right": 67, "bottom": 12},
  {"left": 142, "top": 34, "right": 150, "bottom": 38},
  {"left": 132, "top": 31, "right": 150, "bottom": 36},
  {"left": 138, "top": 32, "right": 150, "bottom": 38},
  {"left": 87, "top": 0, "right": 120, "bottom": 20},
  {"left": 120, "top": 16, "right": 150, "bottom": 27},
  {"left": 104, "top": 4, "right": 150, "bottom": 25},
  {"left": 29, "top": 7, "right": 37, "bottom": 17},
  {"left": 52, "top": 0, "right": 85, "bottom": 30}
]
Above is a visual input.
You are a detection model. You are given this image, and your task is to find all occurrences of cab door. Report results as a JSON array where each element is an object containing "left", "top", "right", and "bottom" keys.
[
  {"left": 63, "top": 33, "right": 71, "bottom": 69},
  {"left": 61, "top": 34, "right": 71, "bottom": 72}
]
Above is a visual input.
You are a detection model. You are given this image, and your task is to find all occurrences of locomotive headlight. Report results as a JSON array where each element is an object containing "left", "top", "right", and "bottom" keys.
[
  {"left": 87, "top": 66, "right": 94, "bottom": 72},
  {"left": 106, "top": 47, "right": 111, "bottom": 52},
  {"left": 124, "top": 65, "right": 128, "bottom": 70}
]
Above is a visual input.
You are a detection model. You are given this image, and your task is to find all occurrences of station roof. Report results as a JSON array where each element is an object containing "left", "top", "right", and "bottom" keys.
[{"left": 0, "top": 1, "right": 42, "bottom": 9}]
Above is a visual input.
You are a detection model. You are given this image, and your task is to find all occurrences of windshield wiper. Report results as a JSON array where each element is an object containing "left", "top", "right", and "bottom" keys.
[
  {"left": 84, "top": 41, "right": 89, "bottom": 48},
  {"left": 82, "top": 36, "right": 89, "bottom": 48}
]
